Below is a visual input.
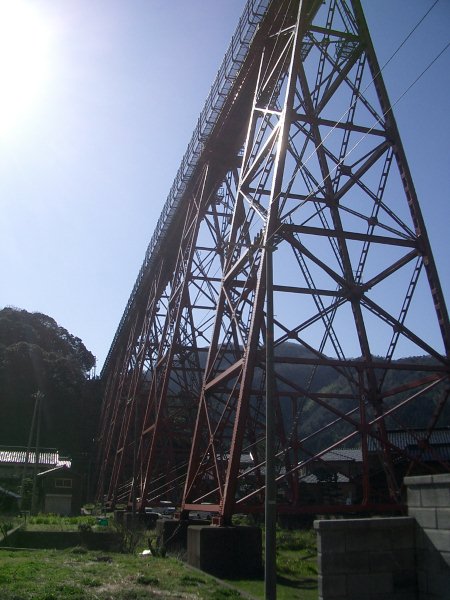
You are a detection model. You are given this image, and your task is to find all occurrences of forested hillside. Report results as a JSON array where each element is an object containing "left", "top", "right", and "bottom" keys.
[
  {"left": 0, "top": 307, "right": 102, "bottom": 462},
  {"left": 274, "top": 343, "right": 449, "bottom": 451},
  {"left": 1, "top": 306, "right": 447, "bottom": 469}
]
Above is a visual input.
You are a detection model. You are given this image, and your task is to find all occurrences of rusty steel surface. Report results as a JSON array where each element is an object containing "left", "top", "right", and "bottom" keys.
[{"left": 95, "top": 0, "right": 450, "bottom": 522}]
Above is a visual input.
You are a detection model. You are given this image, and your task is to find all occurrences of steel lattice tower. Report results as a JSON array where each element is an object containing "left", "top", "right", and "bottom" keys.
[{"left": 95, "top": 0, "right": 450, "bottom": 524}]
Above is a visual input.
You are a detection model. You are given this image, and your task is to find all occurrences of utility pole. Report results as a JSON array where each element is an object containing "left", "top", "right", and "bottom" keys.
[
  {"left": 20, "top": 391, "right": 40, "bottom": 511},
  {"left": 265, "top": 243, "right": 276, "bottom": 600},
  {"left": 30, "top": 391, "right": 43, "bottom": 515}
]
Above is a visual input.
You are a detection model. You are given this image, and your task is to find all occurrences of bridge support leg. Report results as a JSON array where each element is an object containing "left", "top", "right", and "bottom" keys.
[
  {"left": 155, "top": 518, "right": 205, "bottom": 552},
  {"left": 187, "top": 525, "right": 262, "bottom": 578}
]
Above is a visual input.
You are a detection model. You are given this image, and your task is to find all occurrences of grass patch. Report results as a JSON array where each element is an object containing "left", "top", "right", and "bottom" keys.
[
  {"left": 180, "top": 573, "right": 208, "bottom": 586},
  {"left": 1, "top": 515, "right": 318, "bottom": 599},
  {"left": 23, "top": 515, "right": 98, "bottom": 532},
  {"left": 225, "top": 527, "right": 318, "bottom": 600},
  {"left": 0, "top": 547, "right": 246, "bottom": 599},
  {"left": 135, "top": 574, "right": 159, "bottom": 586}
]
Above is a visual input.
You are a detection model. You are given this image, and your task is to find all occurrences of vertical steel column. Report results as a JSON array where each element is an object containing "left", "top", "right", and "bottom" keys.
[{"left": 265, "top": 242, "right": 276, "bottom": 599}]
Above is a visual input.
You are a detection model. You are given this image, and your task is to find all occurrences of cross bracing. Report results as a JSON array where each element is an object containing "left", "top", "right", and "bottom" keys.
[{"left": 95, "top": 0, "right": 450, "bottom": 523}]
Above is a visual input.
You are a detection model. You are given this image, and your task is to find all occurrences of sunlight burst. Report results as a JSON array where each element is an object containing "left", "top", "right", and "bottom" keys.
[{"left": 0, "top": 0, "right": 53, "bottom": 136}]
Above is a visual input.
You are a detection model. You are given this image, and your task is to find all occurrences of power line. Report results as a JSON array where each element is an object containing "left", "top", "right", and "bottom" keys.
[
  {"left": 315, "top": 38, "right": 450, "bottom": 195},
  {"left": 378, "top": 0, "right": 441, "bottom": 74},
  {"left": 280, "top": 0, "right": 444, "bottom": 197},
  {"left": 391, "top": 40, "right": 450, "bottom": 107}
]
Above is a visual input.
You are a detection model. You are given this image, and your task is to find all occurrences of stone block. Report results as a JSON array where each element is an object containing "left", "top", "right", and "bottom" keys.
[
  {"left": 318, "top": 574, "right": 347, "bottom": 598},
  {"left": 421, "top": 484, "right": 450, "bottom": 508},
  {"left": 156, "top": 518, "right": 203, "bottom": 551},
  {"left": 416, "top": 540, "right": 442, "bottom": 572},
  {"left": 374, "top": 595, "right": 414, "bottom": 600},
  {"left": 424, "top": 528, "right": 450, "bottom": 553},
  {"left": 388, "top": 522, "right": 415, "bottom": 550},
  {"left": 369, "top": 549, "right": 414, "bottom": 573},
  {"left": 387, "top": 593, "right": 420, "bottom": 600},
  {"left": 316, "top": 517, "right": 419, "bottom": 599},
  {"left": 416, "top": 528, "right": 431, "bottom": 551},
  {"left": 407, "top": 485, "right": 422, "bottom": 508},
  {"left": 368, "top": 550, "right": 395, "bottom": 573},
  {"left": 320, "top": 550, "right": 369, "bottom": 574},
  {"left": 347, "top": 572, "right": 392, "bottom": 597},
  {"left": 408, "top": 507, "right": 437, "bottom": 529},
  {"left": 316, "top": 530, "right": 346, "bottom": 554},
  {"left": 187, "top": 525, "right": 262, "bottom": 578},
  {"left": 417, "top": 569, "right": 428, "bottom": 593},
  {"left": 346, "top": 528, "right": 391, "bottom": 552},
  {"left": 437, "top": 508, "right": 450, "bottom": 530},
  {"left": 392, "top": 569, "right": 417, "bottom": 592},
  {"left": 404, "top": 475, "right": 433, "bottom": 486},
  {"left": 426, "top": 569, "right": 450, "bottom": 597},
  {"left": 431, "top": 473, "right": 450, "bottom": 485}
]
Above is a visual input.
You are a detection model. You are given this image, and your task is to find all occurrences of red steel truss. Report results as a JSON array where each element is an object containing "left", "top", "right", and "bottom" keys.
[{"left": 95, "top": 0, "right": 450, "bottom": 523}]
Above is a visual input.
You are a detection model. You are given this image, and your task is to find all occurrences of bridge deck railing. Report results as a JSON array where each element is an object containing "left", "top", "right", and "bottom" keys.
[{"left": 102, "top": 0, "right": 271, "bottom": 376}]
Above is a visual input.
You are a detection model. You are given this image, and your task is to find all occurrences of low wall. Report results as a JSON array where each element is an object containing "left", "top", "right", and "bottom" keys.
[
  {"left": 405, "top": 473, "right": 450, "bottom": 600},
  {"left": 187, "top": 525, "right": 262, "bottom": 578},
  {"left": 314, "top": 517, "right": 416, "bottom": 600},
  {"left": 315, "top": 474, "right": 450, "bottom": 600},
  {"left": 1, "top": 529, "right": 122, "bottom": 551}
]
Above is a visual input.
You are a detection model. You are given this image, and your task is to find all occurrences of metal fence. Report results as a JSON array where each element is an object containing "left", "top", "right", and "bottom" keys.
[{"left": 103, "top": 0, "right": 271, "bottom": 375}]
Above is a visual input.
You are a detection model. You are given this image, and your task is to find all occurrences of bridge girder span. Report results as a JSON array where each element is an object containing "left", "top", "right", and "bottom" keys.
[{"left": 95, "top": 0, "right": 450, "bottom": 522}]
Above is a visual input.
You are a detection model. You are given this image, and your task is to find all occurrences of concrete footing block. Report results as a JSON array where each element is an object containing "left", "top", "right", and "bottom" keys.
[
  {"left": 187, "top": 525, "right": 262, "bottom": 578},
  {"left": 155, "top": 518, "right": 205, "bottom": 552}
]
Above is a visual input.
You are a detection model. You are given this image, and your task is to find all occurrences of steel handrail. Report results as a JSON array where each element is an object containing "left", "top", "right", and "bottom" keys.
[{"left": 102, "top": 0, "right": 271, "bottom": 376}]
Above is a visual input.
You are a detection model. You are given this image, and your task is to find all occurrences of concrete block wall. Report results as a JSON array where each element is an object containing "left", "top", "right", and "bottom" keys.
[
  {"left": 314, "top": 517, "right": 417, "bottom": 600},
  {"left": 187, "top": 525, "right": 262, "bottom": 578},
  {"left": 405, "top": 474, "right": 450, "bottom": 600}
]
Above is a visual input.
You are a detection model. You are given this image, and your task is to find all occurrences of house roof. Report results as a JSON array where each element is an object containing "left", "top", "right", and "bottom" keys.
[
  {"left": 37, "top": 464, "right": 70, "bottom": 477},
  {"left": 368, "top": 427, "right": 450, "bottom": 452},
  {"left": 301, "top": 472, "right": 350, "bottom": 484},
  {"left": 367, "top": 429, "right": 450, "bottom": 460},
  {"left": 308, "top": 429, "right": 450, "bottom": 466},
  {"left": 320, "top": 449, "right": 362, "bottom": 462},
  {"left": 0, "top": 447, "right": 71, "bottom": 468}
]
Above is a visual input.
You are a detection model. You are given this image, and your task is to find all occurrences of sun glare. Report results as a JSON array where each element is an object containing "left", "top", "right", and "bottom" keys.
[{"left": 0, "top": 0, "right": 53, "bottom": 136}]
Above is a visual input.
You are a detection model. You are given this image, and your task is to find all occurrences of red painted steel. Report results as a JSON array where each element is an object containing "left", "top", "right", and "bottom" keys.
[{"left": 95, "top": 0, "right": 450, "bottom": 524}]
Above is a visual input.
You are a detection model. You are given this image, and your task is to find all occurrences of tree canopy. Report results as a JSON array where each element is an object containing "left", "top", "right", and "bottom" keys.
[{"left": 0, "top": 307, "right": 100, "bottom": 459}]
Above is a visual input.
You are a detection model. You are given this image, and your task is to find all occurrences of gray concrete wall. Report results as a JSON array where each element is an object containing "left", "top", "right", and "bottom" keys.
[
  {"left": 314, "top": 517, "right": 416, "bottom": 600},
  {"left": 315, "top": 474, "right": 450, "bottom": 600},
  {"left": 187, "top": 525, "right": 262, "bottom": 578},
  {"left": 0, "top": 529, "right": 122, "bottom": 550},
  {"left": 405, "top": 474, "right": 450, "bottom": 600}
]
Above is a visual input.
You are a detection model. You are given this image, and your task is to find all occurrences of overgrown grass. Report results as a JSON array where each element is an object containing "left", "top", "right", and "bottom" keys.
[
  {"left": 0, "top": 546, "right": 247, "bottom": 599},
  {"left": 225, "top": 528, "right": 318, "bottom": 600},
  {"left": 1, "top": 516, "right": 318, "bottom": 599},
  {"left": 24, "top": 514, "right": 98, "bottom": 531}
]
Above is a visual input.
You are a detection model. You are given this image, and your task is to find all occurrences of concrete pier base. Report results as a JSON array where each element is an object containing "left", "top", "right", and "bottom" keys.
[
  {"left": 156, "top": 518, "right": 206, "bottom": 552},
  {"left": 187, "top": 525, "right": 262, "bottom": 578}
]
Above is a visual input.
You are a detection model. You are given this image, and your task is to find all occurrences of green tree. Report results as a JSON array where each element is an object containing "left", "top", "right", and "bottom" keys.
[{"left": 0, "top": 307, "right": 101, "bottom": 462}]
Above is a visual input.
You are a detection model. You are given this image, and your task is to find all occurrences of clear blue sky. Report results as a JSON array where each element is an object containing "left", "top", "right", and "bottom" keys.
[{"left": 1, "top": 0, "right": 449, "bottom": 371}]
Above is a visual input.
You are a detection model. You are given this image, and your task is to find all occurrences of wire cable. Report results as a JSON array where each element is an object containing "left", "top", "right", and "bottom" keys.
[
  {"left": 279, "top": 0, "right": 444, "bottom": 195},
  {"left": 379, "top": 0, "right": 441, "bottom": 74}
]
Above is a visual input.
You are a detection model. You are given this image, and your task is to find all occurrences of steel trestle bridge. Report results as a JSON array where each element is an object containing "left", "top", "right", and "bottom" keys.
[{"left": 95, "top": 0, "right": 450, "bottom": 525}]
